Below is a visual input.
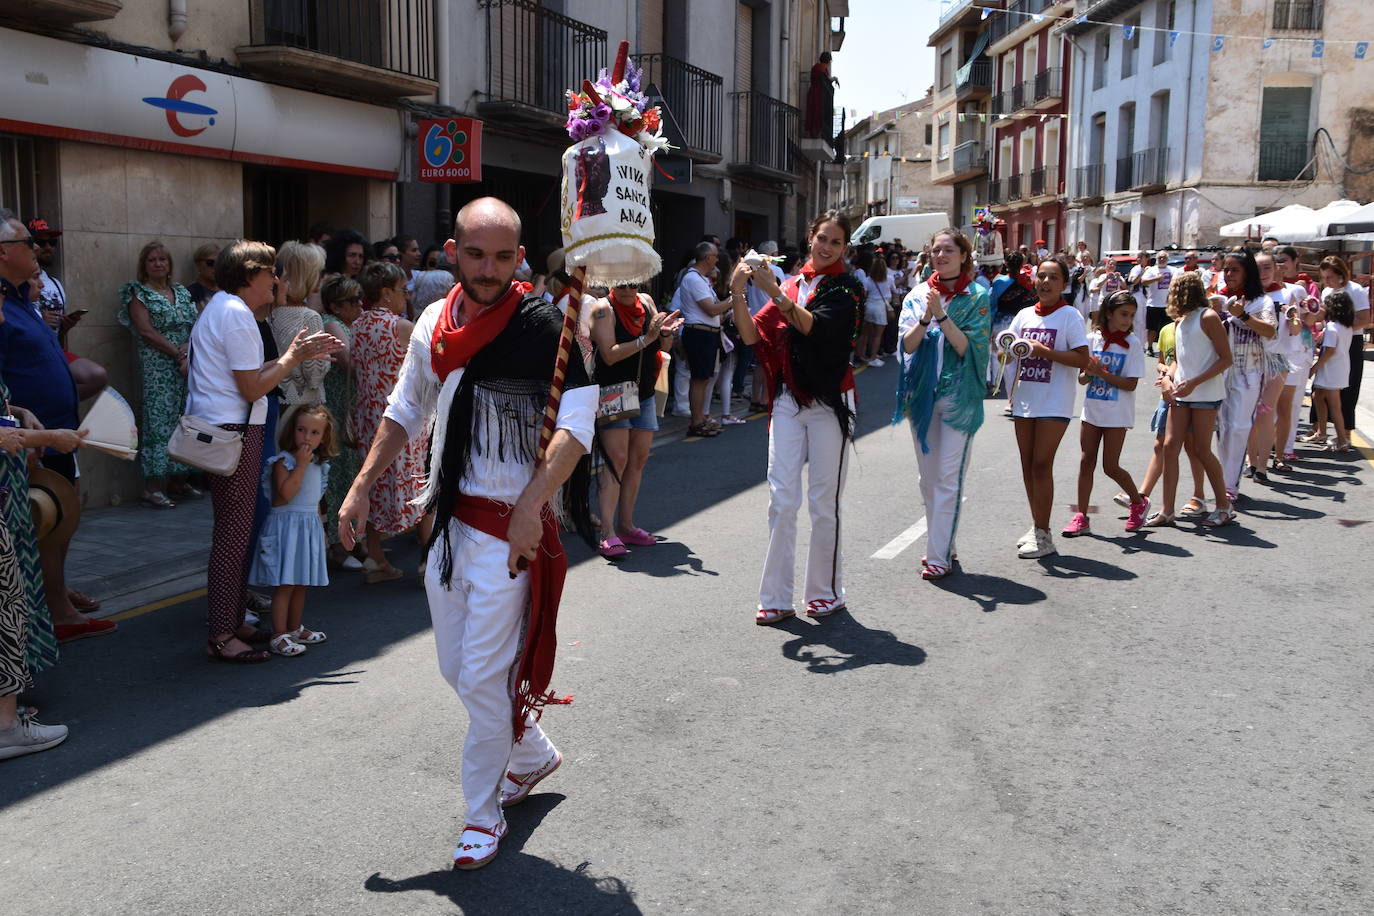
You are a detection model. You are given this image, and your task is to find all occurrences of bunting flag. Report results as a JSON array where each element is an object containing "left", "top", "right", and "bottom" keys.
[
  {"left": 1169, "top": 30, "right": 1180, "bottom": 47},
  {"left": 1211, "top": 35, "right": 1226, "bottom": 52},
  {"left": 1262, "top": 37, "right": 1275, "bottom": 50},
  {"left": 1358, "top": 42, "right": 1370, "bottom": 60},
  {"left": 1312, "top": 40, "right": 1325, "bottom": 58},
  {"left": 1123, "top": 24, "right": 1135, "bottom": 40}
]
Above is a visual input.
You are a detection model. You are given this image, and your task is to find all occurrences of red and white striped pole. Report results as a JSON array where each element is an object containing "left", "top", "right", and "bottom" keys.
[{"left": 535, "top": 265, "right": 588, "bottom": 465}]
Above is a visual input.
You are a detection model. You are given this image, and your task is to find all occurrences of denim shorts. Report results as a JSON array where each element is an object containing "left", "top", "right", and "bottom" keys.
[
  {"left": 1179, "top": 399, "right": 1222, "bottom": 410},
  {"left": 599, "top": 406, "right": 659, "bottom": 431},
  {"left": 1150, "top": 400, "right": 1170, "bottom": 438}
]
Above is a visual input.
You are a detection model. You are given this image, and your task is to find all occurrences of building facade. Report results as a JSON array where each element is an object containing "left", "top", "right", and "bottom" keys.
[
  {"left": 985, "top": 0, "right": 1071, "bottom": 251},
  {"left": 829, "top": 92, "right": 953, "bottom": 225},
  {"left": 1061, "top": 0, "right": 1371, "bottom": 250},
  {"left": 2, "top": 1, "right": 431, "bottom": 505},
  {"left": 926, "top": 0, "right": 1000, "bottom": 234}
]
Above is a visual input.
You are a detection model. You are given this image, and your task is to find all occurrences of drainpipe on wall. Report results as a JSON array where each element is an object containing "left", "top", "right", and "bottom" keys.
[
  {"left": 435, "top": 0, "right": 452, "bottom": 241},
  {"left": 1177, "top": 0, "right": 1199, "bottom": 245},
  {"left": 168, "top": 0, "right": 187, "bottom": 42}
]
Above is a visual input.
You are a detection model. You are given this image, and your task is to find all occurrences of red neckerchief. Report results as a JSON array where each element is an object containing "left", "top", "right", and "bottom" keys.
[
  {"left": 1016, "top": 266, "right": 1036, "bottom": 292},
  {"left": 1101, "top": 329, "right": 1132, "bottom": 352},
  {"left": 1264, "top": 282, "right": 1284, "bottom": 293},
  {"left": 453, "top": 495, "right": 572, "bottom": 741},
  {"left": 609, "top": 292, "right": 645, "bottom": 335},
  {"left": 799, "top": 257, "right": 845, "bottom": 282},
  {"left": 1222, "top": 286, "right": 1247, "bottom": 302},
  {"left": 430, "top": 281, "right": 532, "bottom": 381},
  {"left": 929, "top": 272, "right": 971, "bottom": 299},
  {"left": 1035, "top": 297, "right": 1070, "bottom": 318}
]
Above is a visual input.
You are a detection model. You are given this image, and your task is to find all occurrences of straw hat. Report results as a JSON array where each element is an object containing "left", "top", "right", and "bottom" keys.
[{"left": 28, "top": 467, "right": 79, "bottom": 546}]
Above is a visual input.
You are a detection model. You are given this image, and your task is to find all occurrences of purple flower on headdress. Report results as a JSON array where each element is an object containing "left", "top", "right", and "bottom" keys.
[
  {"left": 626, "top": 60, "right": 643, "bottom": 93},
  {"left": 592, "top": 104, "right": 612, "bottom": 123}
]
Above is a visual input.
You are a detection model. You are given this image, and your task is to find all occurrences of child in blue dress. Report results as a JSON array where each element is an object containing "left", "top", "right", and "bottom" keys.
[{"left": 249, "top": 405, "right": 337, "bottom": 657}]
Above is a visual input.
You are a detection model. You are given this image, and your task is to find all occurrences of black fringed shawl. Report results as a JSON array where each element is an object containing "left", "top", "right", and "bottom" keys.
[{"left": 424, "top": 296, "right": 597, "bottom": 586}]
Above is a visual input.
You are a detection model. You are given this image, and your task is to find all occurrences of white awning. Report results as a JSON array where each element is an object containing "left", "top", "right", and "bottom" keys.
[
  {"left": 0, "top": 26, "right": 403, "bottom": 180},
  {"left": 1218, "top": 204, "right": 1315, "bottom": 240},
  {"left": 1316, "top": 201, "right": 1374, "bottom": 242}
]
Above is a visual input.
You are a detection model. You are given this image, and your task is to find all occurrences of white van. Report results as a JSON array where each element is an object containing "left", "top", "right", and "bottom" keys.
[{"left": 851, "top": 212, "right": 951, "bottom": 248}]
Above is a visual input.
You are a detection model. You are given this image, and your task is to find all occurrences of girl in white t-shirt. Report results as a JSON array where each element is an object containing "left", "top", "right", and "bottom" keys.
[
  {"left": 1006, "top": 257, "right": 1090, "bottom": 559},
  {"left": 1308, "top": 290, "right": 1355, "bottom": 452},
  {"left": 1063, "top": 291, "right": 1149, "bottom": 537},
  {"left": 1214, "top": 249, "right": 1277, "bottom": 503}
]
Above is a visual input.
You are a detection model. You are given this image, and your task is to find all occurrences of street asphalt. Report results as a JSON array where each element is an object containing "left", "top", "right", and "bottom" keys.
[{"left": 4, "top": 359, "right": 1373, "bottom": 915}]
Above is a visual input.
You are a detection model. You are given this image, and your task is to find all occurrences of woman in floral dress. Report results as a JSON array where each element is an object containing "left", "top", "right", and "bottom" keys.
[
  {"left": 319, "top": 274, "right": 364, "bottom": 569},
  {"left": 351, "top": 261, "right": 426, "bottom": 583},
  {"left": 0, "top": 381, "right": 58, "bottom": 676},
  {"left": 118, "top": 241, "right": 200, "bottom": 508}
]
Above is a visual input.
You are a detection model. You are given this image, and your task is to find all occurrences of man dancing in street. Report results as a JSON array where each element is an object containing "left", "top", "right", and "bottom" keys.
[{"left": 339, "top": 197, "right": 597, "bottom": 870}]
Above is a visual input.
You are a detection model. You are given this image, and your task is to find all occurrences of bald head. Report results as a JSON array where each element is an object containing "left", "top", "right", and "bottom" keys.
[
  {"left": 454, "top": 197, "right": 522, "bottom": 246},
  {"left": 445, "top": 196, "right": 526, "bottom": 307}
]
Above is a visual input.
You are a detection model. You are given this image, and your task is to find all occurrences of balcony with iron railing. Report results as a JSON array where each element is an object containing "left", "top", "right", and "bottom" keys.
[
  {"left": 1258, "top": 140, "right": 1316, "bottom": 181},
  {"left": 477, "top": 0, "right": 607, "bottom": 126},
  {"left": 952, "top": 140, "right": 988, "bottom": 178},
  {"left": 729, "top": 91, "right": 799, "bottom": 180},
  {"left": 1074, "top": 163, "right": 1104, "bottom": 200},
  {"left": 632, "top": 53, "right": 724, "bottom": 162},
  {"left": 956, "top": 57, "right": 993, "bottom": 99},
  {"left": 985, "top": 0, "right": 1058, "bottom": 47},
  {"left": 1273, "top": 0, "right": 1323, "bottom": 30},
  {"left": 1028, "top": 164, "right": 1059, "bottom": 197},
  {"left": 240, "top": 0, "right": 436, "bottom": 98},
  {"left": 988, "top": 177, "right": 1006, "bottom": 205},
  {"left": 1031, "top": 67, "right": 1062, "bottom": 106},
  {"left": 1129, "top": 147, "right": 1168, "bottom": 190},
  {"left": 1007, "top": 172, "right": 1024, "bottom": 201}
]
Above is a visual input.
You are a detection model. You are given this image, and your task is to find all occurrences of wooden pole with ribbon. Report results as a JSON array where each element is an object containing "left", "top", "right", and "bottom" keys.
[{"left": 535, "top": 265, "right": 588, "bottom": 465}]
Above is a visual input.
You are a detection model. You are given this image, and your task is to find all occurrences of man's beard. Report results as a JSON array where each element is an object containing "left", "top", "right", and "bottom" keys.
[{"left": 458, "top": 269, "right": 514, "bottom": 306}]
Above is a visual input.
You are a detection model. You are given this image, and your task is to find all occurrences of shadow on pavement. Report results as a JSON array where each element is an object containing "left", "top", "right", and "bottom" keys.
[
  {"left": 1036, "top": 553, "right": 1137, "bottom": 580},
  {"left": 0, "top": 561, "right": 435, "bottom": 812},
  {"left": 363, "top": 794, "right": 641, "bottom": 915},
  {"left": 929, "top": 571, "right": 1047, "bottom": 613},
  {"left": 594, "top": 538, "right": 718, "bottom": 578},
  {"left": 1234, "top": 494, "right": 1328, "bottom": 522},
  {"left": 773, "top": 611, "right": 927, "bottom": 673},
  {"left": 1089, "top": 533, "right": 1194, "bottom": 558}
]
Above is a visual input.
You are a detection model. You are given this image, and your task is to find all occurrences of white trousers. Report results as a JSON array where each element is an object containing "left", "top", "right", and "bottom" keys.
[
  {"left": 912, "top": 398, "right": 973, "bottom": 569},
  {"left": 426, "top": 523, "right": 558, "bottom": 830},
  {"left": 673, "top": 351, "right": 690, "bottom": 412},
  {"left": 759, "top": 390, "right": 849, "bottom": 610},
  {"left": 714, "top": 351, "right": 737, "bottom": 415},
  {"left": 1217, "top": 369, "right": 1262, "bottom": 492},
  {"left": 1285, "top": 381, "right": 1304, "bottom": 454}
]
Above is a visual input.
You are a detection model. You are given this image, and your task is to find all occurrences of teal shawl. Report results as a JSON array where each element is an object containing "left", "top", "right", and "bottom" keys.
[{"left": 892, "top": 282, "right": 991, "bottom": 452}]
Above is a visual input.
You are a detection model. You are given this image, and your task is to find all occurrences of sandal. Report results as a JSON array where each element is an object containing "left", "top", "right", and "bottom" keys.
[
  {"left": 141, "top": 491, "right": 177, "bottom": 510},
  {"left": 169, "top": 485, "right": 204, "bottom": 500},
  {"left": 363, "top": 558, "right": 403, "bottom": 584},
  {"left": 617, "top": 527, "right": 657, "bottom": 547},
  {"left": 754, "top": 608, "right": 795, "bottom": 626},
  {"left": 235, "top": 626, "right": 273, "bottom": 646},
  {"left": 67, "top": 589, "right": 101, "bottom": 612},
  {"left": 920, "top": 562, "right": 951, "bottom": 580},
  {"left": 290, "top": 626, "right": 327, "bottom": 644},
  {"left": 1201, "top": 508, "right": 1236, "bottom": 528},
  {"left": 1143, "top": 511, "right": 1176, "bottom": 527},
  {"left": 1177, "top": 498, "right": 1207, "bottom": 519},
  {"left": 206, "top": 638, "right": 269, "bottom": 664},
  {"left": 805, "top": 598, "right": 846, "bottom": 618},
  {"left": 269, "top": 634, "right": 306, "bottom": 657},
  {"left": 1272, "top": 457, "right": 1292, "bottom": 472},
  {"left": 1298, "top": 432, "right": 1328, "bottom": 444},
  {"left": 1327, "top": 439, "right": 1353, "bottom": 453},
  {"left": 597, "top": 537, "right": 629, "bottom": 559},
  {"left": 686, "top": 423, "right": 719, "bottom": 438}
]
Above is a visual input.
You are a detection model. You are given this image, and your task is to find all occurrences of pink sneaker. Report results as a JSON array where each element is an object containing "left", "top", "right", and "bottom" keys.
[
  {"left": 1125, "top": 496, "right": 1150, "bottom": 532},
  {"left": 1061, "top": 512, "right": 1091, "bottom": 537}
]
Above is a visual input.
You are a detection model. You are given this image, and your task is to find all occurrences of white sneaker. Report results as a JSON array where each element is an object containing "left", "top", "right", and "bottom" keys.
[
  {"left": 1018, "top": 528, "right": 1057, "bottom": 559},
  {"left": 867, "top": 357, "right": 885, "bottom": 367},
  {"left": 0, "top": 714, "right": 69, "bottom": 760},
  {"left": 1016, "top": 527, "right": 1038, "bottom": 548},
  {"left": 499, "top": 748, "right": 562, "bottom": 807}
]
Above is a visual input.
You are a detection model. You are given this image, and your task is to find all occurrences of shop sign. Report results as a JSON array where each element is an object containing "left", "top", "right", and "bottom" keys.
[
  {"left": 0, "top": 26, "right": 402, "bottom": 180},
  {"left": 418, "top": 118, "right": 482, "bottom": 182}
]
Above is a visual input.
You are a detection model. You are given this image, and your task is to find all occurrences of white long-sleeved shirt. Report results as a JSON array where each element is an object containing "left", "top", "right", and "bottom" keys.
[{"left": 383, "top": 295, "right": 596, "bottom": 504}]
